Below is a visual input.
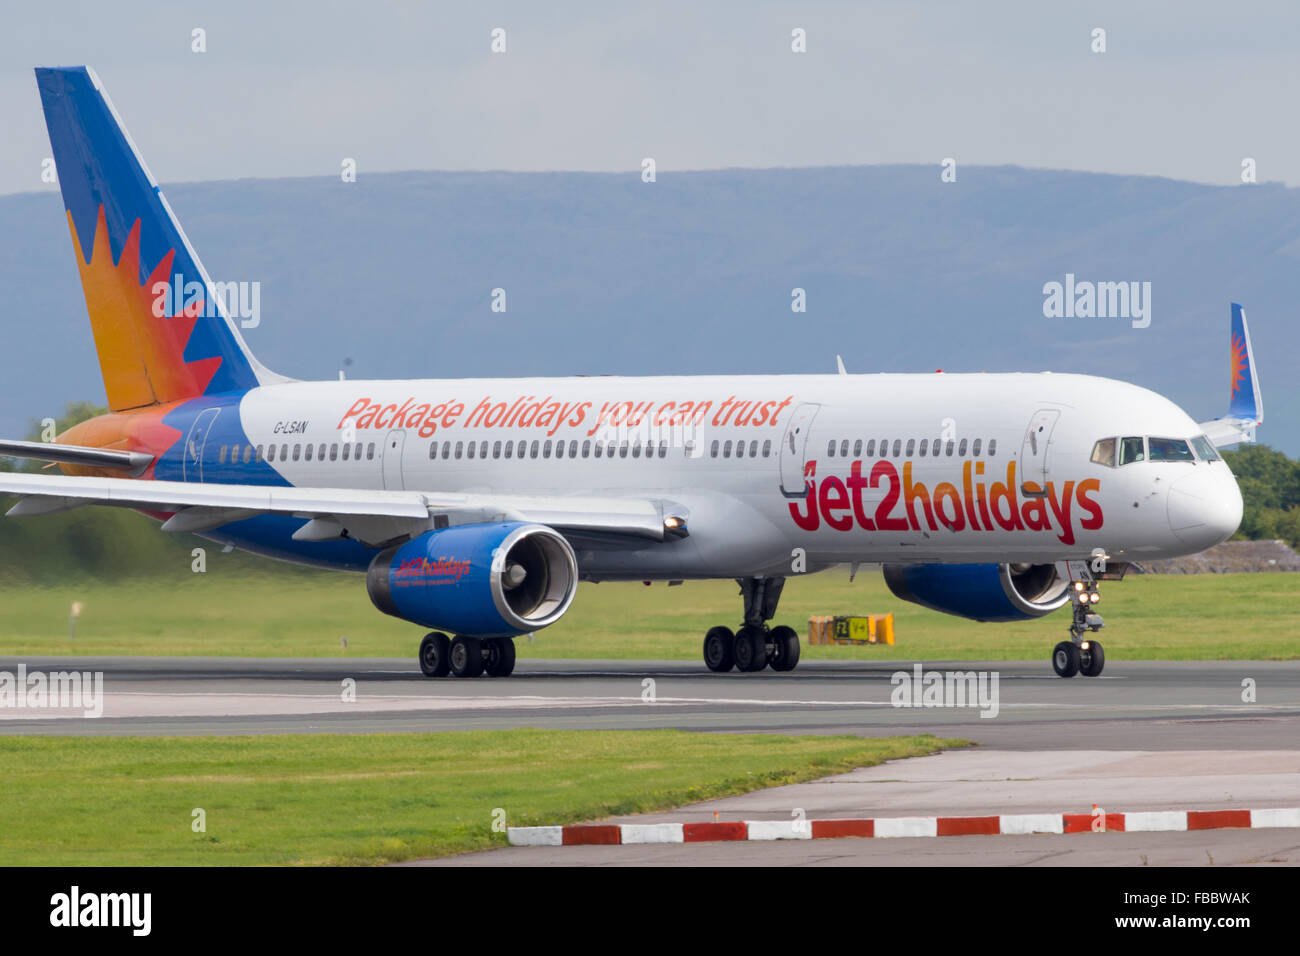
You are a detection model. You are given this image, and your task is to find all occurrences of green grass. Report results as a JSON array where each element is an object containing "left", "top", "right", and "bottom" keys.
[
  {"left": 0, "top": 569, "right": 1296, "bottom": 661},
  {"left": 0, "top": 730, "right": 958, "bottom": 865}
]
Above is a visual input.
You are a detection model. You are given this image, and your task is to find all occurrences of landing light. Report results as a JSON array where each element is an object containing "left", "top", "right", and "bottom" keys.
[
  {"left": 1073, "top": 581, "right": 1085, "bottom": 592},
  {"left": 1090, "top": 592, "right": 1101, "bottom": 604},
  {"left": 663, "top": 515, "right": 689, "bottom": 539}
]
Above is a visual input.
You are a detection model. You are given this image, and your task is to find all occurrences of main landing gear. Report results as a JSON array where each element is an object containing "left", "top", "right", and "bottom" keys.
[
  {"left": 702, "top": 576, "right": 801, "bottom": 674},
  {"left": 1052, "top": 580, "right": 1106, "bottom": 678},
  {"left": 419, "top": 632, "right": 516, "bottom": 678}
]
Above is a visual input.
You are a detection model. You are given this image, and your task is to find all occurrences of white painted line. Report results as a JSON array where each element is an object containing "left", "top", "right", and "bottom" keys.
[
  {"left": 620, "top": 823, "right": 684, "bottom": 844},
  {"left": 874, "top": 816, "right": 938, "bottom": 838},
  {"left": 1251, "top": 808, "right": 1300, "bottom": 829},
  {"left": 1124, "top": 811, "right": 1188, "bottom": 832},
  {"left": 745, "top": 820, "right": 812, "bottom": 841},
  {"left": 1000, "top": 814, "right": 1064, "bottom": 835},
  {"left": 507, "top": 826, "right": 563, "bottom": 847}
]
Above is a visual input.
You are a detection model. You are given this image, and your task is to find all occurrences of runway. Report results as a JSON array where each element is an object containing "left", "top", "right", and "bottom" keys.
[{"left": 1, "top": 656, "right": 1298, "bottom": 750}]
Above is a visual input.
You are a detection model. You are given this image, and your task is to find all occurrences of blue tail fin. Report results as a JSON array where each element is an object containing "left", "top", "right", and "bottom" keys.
[
  {"left": 1228, "top": 303, "right": 1262, "bottom": 425},
  {"left": 35, "top": 66, "right": 278, "bottom": 410}
]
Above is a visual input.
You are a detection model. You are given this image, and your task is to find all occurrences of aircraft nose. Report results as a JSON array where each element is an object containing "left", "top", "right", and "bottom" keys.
[{"left": 1167, "top": 466, "right": 1243, "bottom": 551}]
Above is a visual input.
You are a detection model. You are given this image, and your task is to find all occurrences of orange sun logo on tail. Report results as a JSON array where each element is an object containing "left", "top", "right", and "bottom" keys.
[
  {"left": 68, "top": 206, "right": 222, "bottom": 411},
  {"left": 1229, "top": 333, "right": 1248, "bottom": 400}
]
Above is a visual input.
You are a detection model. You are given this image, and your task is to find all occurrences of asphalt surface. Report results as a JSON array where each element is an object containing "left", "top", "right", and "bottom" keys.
[
  {"left": 2, "top": 655, "right": 1297, "bottom": 866},
  {"left": 0, "top": 656, "right": 1296, "bottom": 750}
]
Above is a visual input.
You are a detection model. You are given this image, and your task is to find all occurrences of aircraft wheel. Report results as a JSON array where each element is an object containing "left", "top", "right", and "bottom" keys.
[
  {"left": 703, "top": 626, "right": 736, "bottom": 672},
  {"left": 1080, "top": 639, "right": 1105, "bottom": 677},
  {"left": 734, "top": 625, "right": 769, "bottom": 672},
  {"left": 450, "top": 636, "right": 485, "bottom": 678},
  {"left": 419, "top": 632, "right": 451, "bottom": 678},
  {"left": 1052, "top": 640, "right": 1080, "bottom": 678},
  {"left": 767, "top": 625, "right": 800, "bottom": 672},
  {"left": 484, "top": 638, "right": 517, "bottom": 677}
]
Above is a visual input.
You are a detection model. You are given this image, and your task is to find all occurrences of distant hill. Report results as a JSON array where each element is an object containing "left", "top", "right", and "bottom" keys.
[{"left": 1, "top": 165, "right": 1296, "bottom": 452}]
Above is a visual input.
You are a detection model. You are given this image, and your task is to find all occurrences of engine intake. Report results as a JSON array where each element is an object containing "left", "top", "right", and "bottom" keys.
[
  {"left": 367, "top": 522, "right": 578, "bottom": 636},
  {"left": 882, "top": 562, "right": 1071, "bottom": 622}
]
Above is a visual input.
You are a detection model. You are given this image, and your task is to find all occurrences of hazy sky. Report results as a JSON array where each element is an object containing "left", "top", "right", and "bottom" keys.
[{"left": 3, "top": 0, "right": 1299, "bottom": 193}]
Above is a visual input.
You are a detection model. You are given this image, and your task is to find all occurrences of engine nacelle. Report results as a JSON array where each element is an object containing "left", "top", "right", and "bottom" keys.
[
  {"left": 881, "top": 562, "right": 1071, "bottom": 622},
  {"left": 367, "top": 522, "right": 578, "bottom": 636}
]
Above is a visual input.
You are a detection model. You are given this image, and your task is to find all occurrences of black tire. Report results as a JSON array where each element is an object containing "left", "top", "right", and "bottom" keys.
[
  {"left": 1052, "top": 640, "right": 1080, "bottom": 678},
  {"left": 703, "top": 626, "right": 735, "bottom": 672},
  {"left": 1080, "top": 639, "right": 1105, "bottom": 677},
  {"left": 768, "top": 625, "right": 801, "bottom": 672},
  {"left": 734, "top": 626, "right": 769, "bottom": 672},
  {"left": 484, "top": 638, "right": 517, "bottom": 677},
  {"left": 450, "top": 636, "right": 485, "bottom": 678},
  {"left": 418, "top": 632, "right": 451, "bottom": 677}
]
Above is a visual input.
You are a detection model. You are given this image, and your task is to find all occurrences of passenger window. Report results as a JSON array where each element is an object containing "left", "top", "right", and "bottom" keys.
[
  {"left": 582, "top": 440, "right": 591, "bottom": 458},
  {"left": 293, "top": 444, "right": 301, "bottom": 461},
  {"left": 429, "top": 442, "right": 437, "bottom": 460},
  {"left": 632, "top": 442, "right": 642, "bottom": 459},
  {"left": 504, "top": 441, "right": 513, "bottom": 459},
  {"left": 1090, "top": 438, "right": 1116, "bottom": 467},
  {"left": 958, "top": 438, "right": 967, "bottom": 456},
  {"left": 543, "top": 440, "right": 552, "bottom": 459},
  {"left": 892, "top": 440, "right": 901, "bottom": 457},
  {"left": 594, "top": 441, "right": 603, "bottom": 458},
  {"left": 255, "top": 445, "right": 263, "bottom": 462},
  {"left": 493, "top": 441, "right": 502, "bottom": 459},
  {"left": 840, "top": 439, "right": 849, "bottom": 457},
  {"left": 972, "top": 438, "right": 982, "bottom": 457},
  {"left": 282, "top": 444, "right": 289, "bottom": 460},
  {"left": 879, "top": 439, "right": 888, "bottom": 457},
  {"left": 607, "top": 441, "right": 617, "bottom": 458},
  {"left": 1119, "top": 436, "right": 1145, "bottom": 465},
  {"left": 710, "top": 440, "right": 719, "bottom": 458},
  {"left": 455, "top": 441, "right": 463, "bottom": 460},
  {"left": 266, "top": 444, "right": 276, "bottom": 462},
  {"left": 905, "top": 439, "right": 915, "bottom": 456},
  {"left": 660, "top": 440, "right": 669, "bottom": 458},
  {"left": 354, "top": 443, "right": 362, "bottom": 460},
  {"left": 304, "top": 444, "right": 313, "bottom": 461},
  {"left": 762, "top": 439, "right": 771, "bottom": 457},
  {"left": 619, "top": 441, "right": 629, "bottom": 458},
  {"left": 1148, "top": 437, "right": 1194, "bottom": 462},
  {"left": 318, "top": 444, "right": 326, "bottom": 461},
  {"left": 866, "top": 439, "right": 875, "bottom": 457},
  {"left": 571, "top": 440, "right": 581, "bottom": 458},
  {"left": 329, "top": 444, "right": 338, "bottom": 461},
  {"left": 827, "top": 440, "right": 836, "bottom": 457},
  {"left": 750, "top": 440, "right": 758, "bottom": 458},
  {"left": 366, "top": 442, "right": 375, "bottom": 460},
  {"left": 341, "top": 443, "right": 350, "bottom": 461},
  {"left": 853, "top": 439, "right": 862, "bottom": 457},
  {"left": 945, "top": 440, "right": 955, "bottom": 456},
  {"left": 530, "top": 441, "right": 539, "bottom": 459},
  {"left": 723, "top": 440, "right": 733, "bottom": 458},
  {"left": 218, "top": 445, "right": 228, "bottom": 464},
  {"left": 919, "top": 439, "right": 928, "bottom": 456},
  {"left": 441, "top": 441, "right": 450, "bottom": 459},
  {"left": 988, "top": 439, "right": 997, "bottom": 456}
]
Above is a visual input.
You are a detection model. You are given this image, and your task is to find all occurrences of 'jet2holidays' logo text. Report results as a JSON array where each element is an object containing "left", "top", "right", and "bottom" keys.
[
  {"left": 1042, "top": 273, "right": 1151, "bottom": 328},
  {"left": 0, "top": 665, "right": 103, "bottom": 718}
]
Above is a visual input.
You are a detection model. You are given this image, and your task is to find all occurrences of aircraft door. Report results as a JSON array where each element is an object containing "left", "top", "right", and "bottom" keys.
[
  {"left": 182, "top": 407, "right": 220, "bottom": 482},
  {"left": 779, "top": 403, "right": 821, "bottom": 498},
  {"left": 1018, "top": 408, "right": 1061, "bottom": 497},
  {"left": 382, "top": 429, "right": 406, "bottom": 490}
]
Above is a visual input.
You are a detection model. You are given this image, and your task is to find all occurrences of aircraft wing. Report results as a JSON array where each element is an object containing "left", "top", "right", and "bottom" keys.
[
  {"left": 1198, "top": 303, "right": 1263, "bottom": 448},
  {"left": 0, "top": 471, "right": 673, "bottom": 546}
]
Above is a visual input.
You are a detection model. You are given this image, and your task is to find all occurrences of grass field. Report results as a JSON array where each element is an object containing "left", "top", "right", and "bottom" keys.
[
  {"left": 0, "top": 568, "right": 1295, "bottom": 661},
  {"left": 0, "top": 730, "right": 958, "bottom": 865}
]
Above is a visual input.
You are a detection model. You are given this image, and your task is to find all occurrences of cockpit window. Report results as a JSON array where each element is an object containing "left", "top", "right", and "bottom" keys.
[
  {"left": 1191, "top": 435, "right": 1221, "bottom": 462},
  {"left": 1119, "top": 436, "right": 1145, "bottom": 465},
  {"left": 1148, "top": 437, "right": 1194, "bottom": 462},
  {"left": 1089, "top": 437, "right": 1116, "bottom": 467}
]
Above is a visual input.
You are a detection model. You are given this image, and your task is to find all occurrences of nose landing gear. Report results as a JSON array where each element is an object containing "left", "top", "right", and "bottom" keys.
[
  {"left": 1052, "top": 580, "right": 1106, "bottom": 677},
  {"left": 701, "top": 577, "right": 801, "bottom": 674}
]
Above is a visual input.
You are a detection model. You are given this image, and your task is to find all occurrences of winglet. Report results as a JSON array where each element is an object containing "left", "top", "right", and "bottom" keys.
[
  {"left": 1199, "top": 303, "right": 1263, "bottom": 447},
  {"left": 1227, "top": 303, "right": 1262, "bottom": 425}
]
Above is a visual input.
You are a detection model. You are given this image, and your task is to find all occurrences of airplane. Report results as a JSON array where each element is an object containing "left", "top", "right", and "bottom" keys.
[{"left": 0, "top": 66, "right": 1262, "bottom": 680}]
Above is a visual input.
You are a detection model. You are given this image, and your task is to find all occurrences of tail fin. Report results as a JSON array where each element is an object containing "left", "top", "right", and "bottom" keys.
[
  {"left": 35, "top": 66, "right": 279, "bottom": 411},
  {"left": 1199, "top": 302, "right": 1263, "bottom": 447}
]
